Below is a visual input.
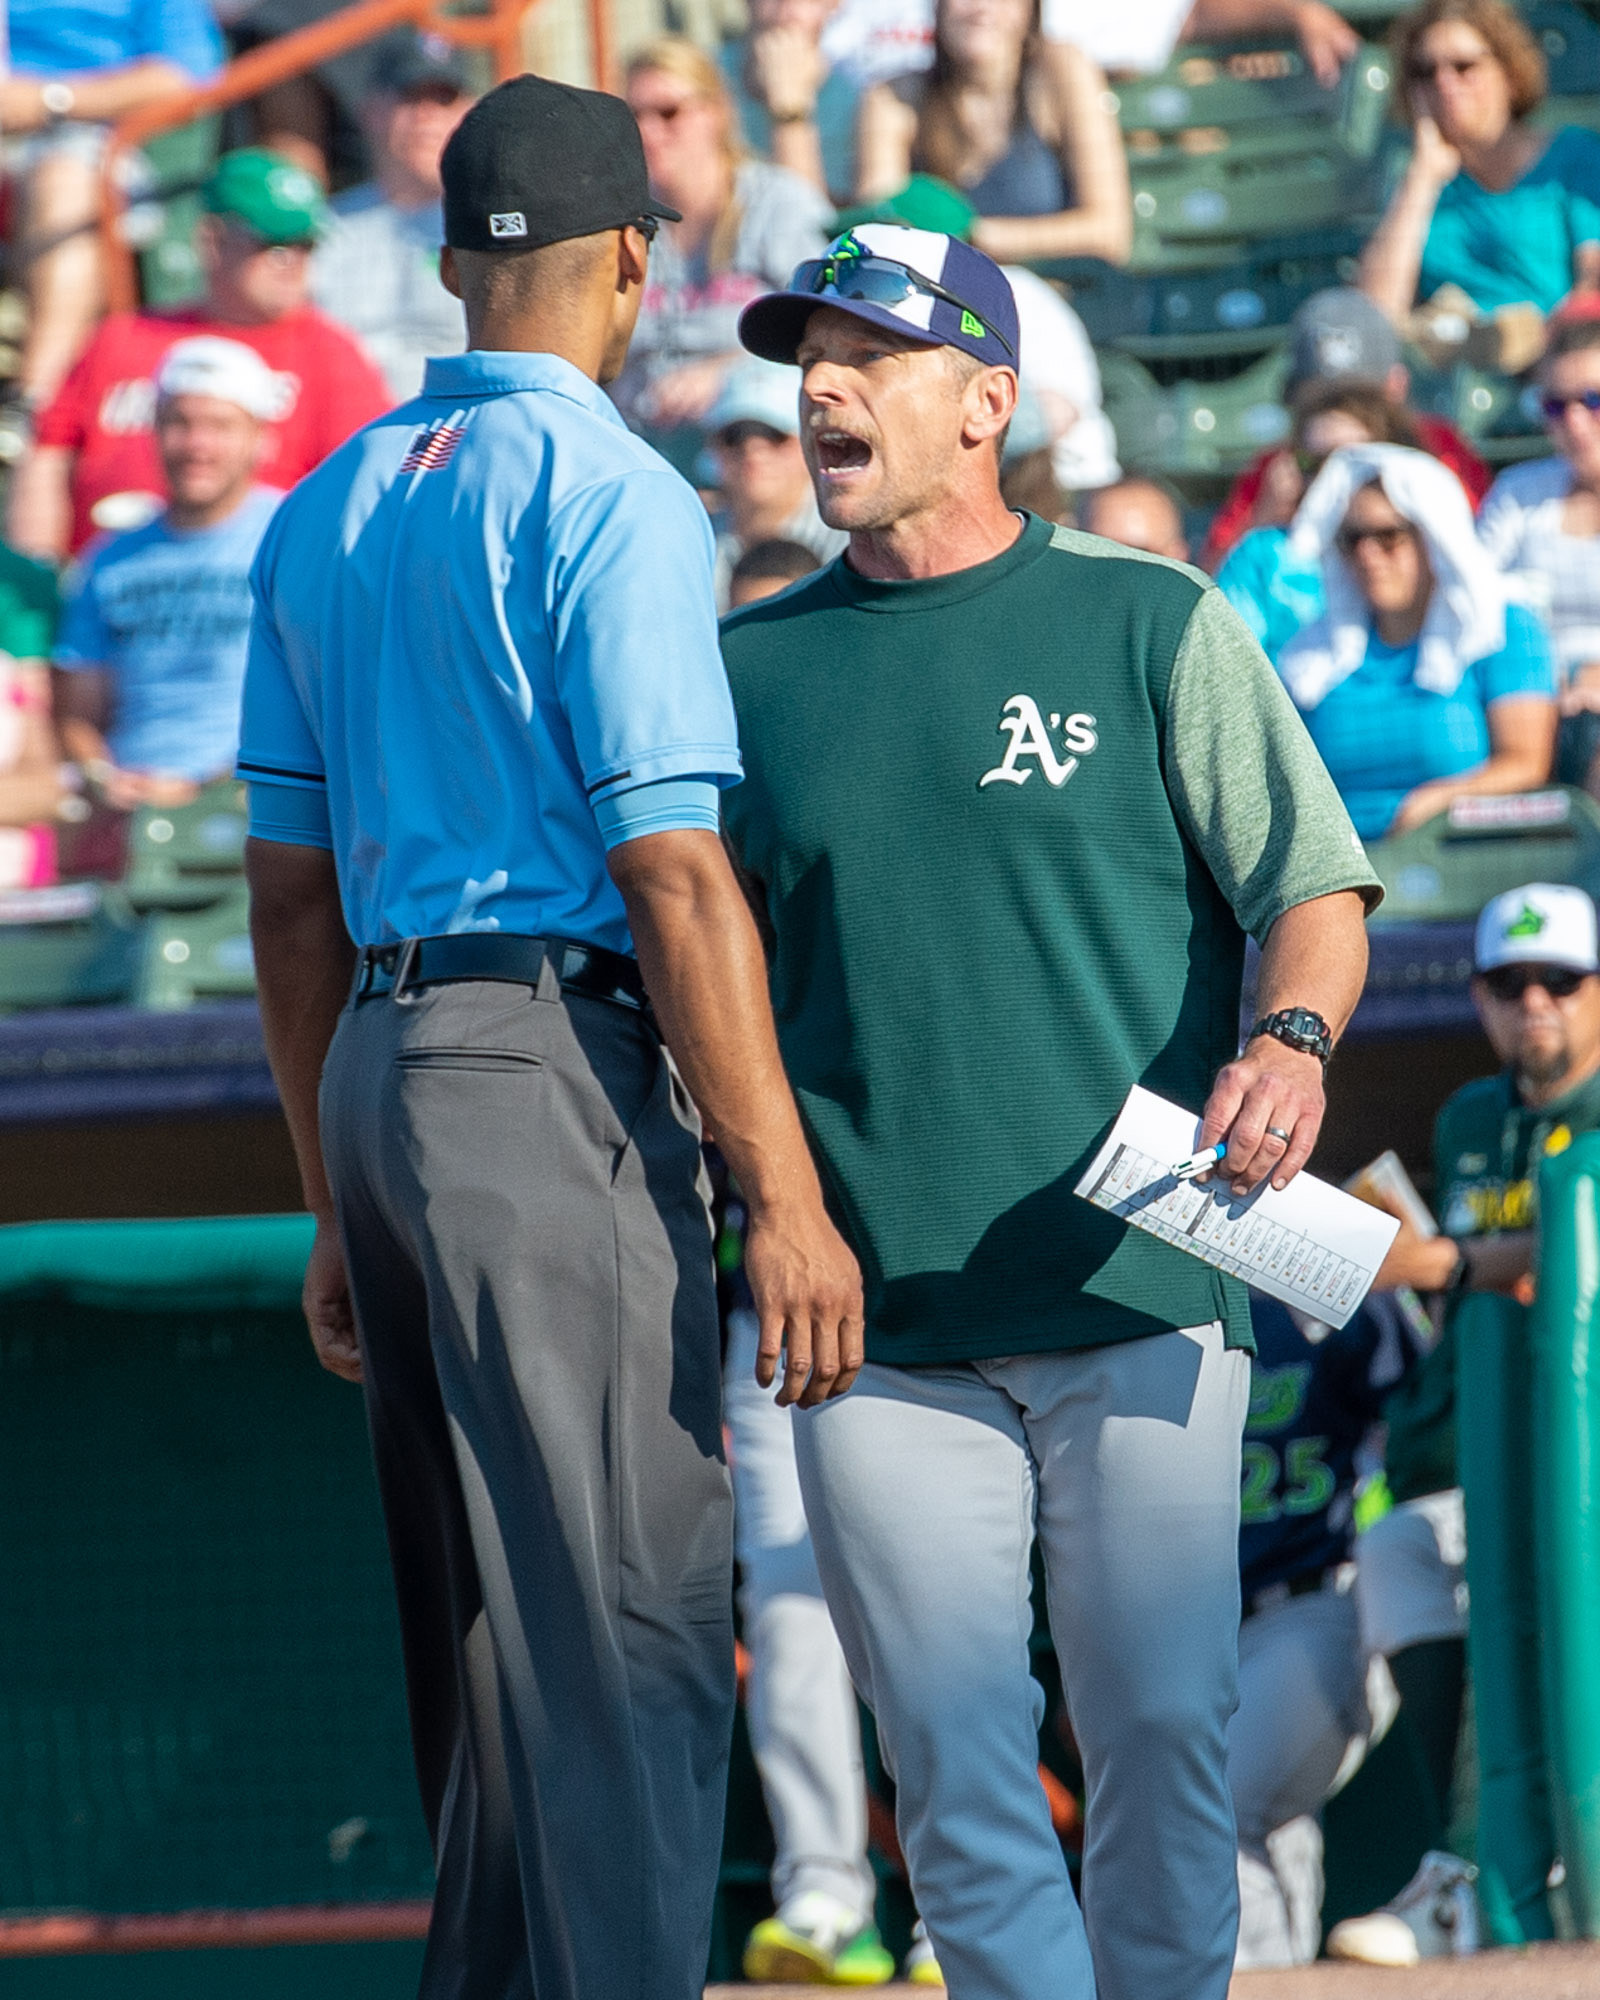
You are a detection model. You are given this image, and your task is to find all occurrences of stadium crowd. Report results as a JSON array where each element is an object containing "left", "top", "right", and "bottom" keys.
[{"left": 0, "top": 0, "right": 1599, "bottom": 1979}]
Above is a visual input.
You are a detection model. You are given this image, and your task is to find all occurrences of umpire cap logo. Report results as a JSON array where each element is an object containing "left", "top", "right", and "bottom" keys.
[{"left": 489, "top": 211, "right": 528, "bottom": 238}]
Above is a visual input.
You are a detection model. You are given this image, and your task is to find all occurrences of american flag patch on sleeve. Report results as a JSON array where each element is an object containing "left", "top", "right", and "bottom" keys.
[{"left": 400, "top": 423, "right": 466, "bottom": 473}]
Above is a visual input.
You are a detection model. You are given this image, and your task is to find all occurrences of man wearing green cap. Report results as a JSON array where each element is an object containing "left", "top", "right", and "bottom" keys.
[{"left": 10, "top": 147, "right": 391, "bottom": 560}]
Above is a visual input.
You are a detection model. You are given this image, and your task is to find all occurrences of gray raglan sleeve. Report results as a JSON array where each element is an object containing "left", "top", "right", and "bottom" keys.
[{"left": 1164, "top": 584, "right": 1385, "bottom": 942}]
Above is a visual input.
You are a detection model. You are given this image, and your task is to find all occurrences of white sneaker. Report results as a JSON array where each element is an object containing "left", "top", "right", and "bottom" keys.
[{"left": 1325, "top": 1851, "right": 1481, "bottom": 1966}]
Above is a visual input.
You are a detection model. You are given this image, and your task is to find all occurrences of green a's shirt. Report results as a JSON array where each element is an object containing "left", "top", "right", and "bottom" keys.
[
  {"left": 1384, "top": 1062, "right": 1600, "bottom": 1503},
  {"left": 720, "top": 514, "right": 1382, "bottom": 1366}
]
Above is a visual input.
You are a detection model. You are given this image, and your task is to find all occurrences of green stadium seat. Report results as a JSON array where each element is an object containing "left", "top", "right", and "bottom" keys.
[
  {"left": 1101, "top": 341, "right": 1291, "bottom": 477},
  {"left": 123, "top": 780, "right": 248, "bottom": 913},
  {"left": 135, "top": 882, "right": 255, "bottom": 1010},
  {"left": 0, "top": 881, "right": 139, "bottom": 1011},
  {"left": 134, "top": 118, "right": 222, "bottom": 310},
  {"left": 1109, "top": 40, "right": 1396, "bottom": 263},
  {"left": 1366, "top": 786, "right": 1600, "bottom": 925},
  {"left": 1049, "top": 230, "right": 1361, "bottom": 346}
]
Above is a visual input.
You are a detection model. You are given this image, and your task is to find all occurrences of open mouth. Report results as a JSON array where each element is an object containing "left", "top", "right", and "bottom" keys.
[{"left": 813, "top": 428, "right": 873, "bottom": 476}]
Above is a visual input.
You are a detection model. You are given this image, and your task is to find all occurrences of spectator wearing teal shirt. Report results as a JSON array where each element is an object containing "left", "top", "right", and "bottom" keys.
[
  {"left": 1361, "top": 0, "right": 1600, "bottom": 327},
  {"left": 1279, "top": 443, "right": 1557, "bottom": 842}
]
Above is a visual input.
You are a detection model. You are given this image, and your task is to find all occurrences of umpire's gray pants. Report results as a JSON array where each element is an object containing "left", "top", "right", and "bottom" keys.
[
  {"left": 793, "top": 1324, "right": 1248, "bottom": 2000},
  {"left": 319, "top": 973, "right": 735, "bottom": 2000}
]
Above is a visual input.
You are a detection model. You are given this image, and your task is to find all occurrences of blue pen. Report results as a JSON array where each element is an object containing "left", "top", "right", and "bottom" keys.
[{"left": 1170, "top": 1142, "right": 1225, "bottom": 1182}]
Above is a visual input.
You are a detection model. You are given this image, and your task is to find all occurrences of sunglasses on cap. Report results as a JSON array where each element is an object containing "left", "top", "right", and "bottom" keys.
[
  {"left": 790, "top": 251, "right": 1016, "bottom": 361},
  {"left": 1480, "top": 962, "right": 1591, "bottom": 1001},
  {"left": 1335, "top": 522, "right": 1415, "bottom": 557},
  {"left": 1542, "top": 388, "right": 1600, "bottom": 422}
]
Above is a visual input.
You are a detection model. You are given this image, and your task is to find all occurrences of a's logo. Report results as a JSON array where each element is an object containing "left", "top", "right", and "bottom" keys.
[
  {"left": 400, "top": 422, "right": 466, "bottom": 473},
  {"left": 978, "top": 695, "right": 1097, "bottom": 790},
  {"left": 1505, "top": 901, "right": 1547, "bottom": 939},
  {"left": 489, "top": 210, "right": 528, "bottom": 238}
]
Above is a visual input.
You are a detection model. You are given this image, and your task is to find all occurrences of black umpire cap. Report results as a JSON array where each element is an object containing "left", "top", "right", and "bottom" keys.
[{"left": 442, "top": 73, "right": 680, "bottom": 254}]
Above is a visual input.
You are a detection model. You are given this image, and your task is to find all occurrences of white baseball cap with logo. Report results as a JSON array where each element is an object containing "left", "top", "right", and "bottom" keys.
[
  {"left": 153, "top": 336, "right": 289, "bottom": 422},
  {"left": 1474, "top": 883, "right": 1600, "bottom": 975}
]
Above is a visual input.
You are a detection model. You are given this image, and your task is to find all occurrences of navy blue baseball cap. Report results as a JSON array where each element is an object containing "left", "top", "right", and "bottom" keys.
[{"left": 738, "top": 224, "right": 1021, "bottom": 372}]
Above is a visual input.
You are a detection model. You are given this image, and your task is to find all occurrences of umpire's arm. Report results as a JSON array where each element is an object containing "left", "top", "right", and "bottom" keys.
[
  {"left": 248, "top": 836, "right": 361, "bottom": 1381},
  {"left": 609, "top": 828, "right": 864, "bottom": 1407}
]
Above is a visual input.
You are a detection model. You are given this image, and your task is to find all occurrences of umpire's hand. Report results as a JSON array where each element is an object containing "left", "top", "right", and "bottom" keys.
[
  {"left": 747, "top": 1202, "right": 865, "bottom": 1408},
  {"left": 304, "top": 1217, "right": 364, "bottom": 1383}
]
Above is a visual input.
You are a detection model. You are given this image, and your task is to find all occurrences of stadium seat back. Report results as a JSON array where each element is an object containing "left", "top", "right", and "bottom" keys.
[
  {"left": 123, "top": 780, "right": 249, "bottom": 912},
  {"left": 135, "top": 882, "right": 255, "bottom": 1010},
  {"left": 1366, "top": 787, "right": 1600, "bottom": 924},
  {"left": 135, "top": 116, "right": 222, "bottom": 309},
  {"left": 0, "top": 882, "right": 139, "bottom": 1011}
]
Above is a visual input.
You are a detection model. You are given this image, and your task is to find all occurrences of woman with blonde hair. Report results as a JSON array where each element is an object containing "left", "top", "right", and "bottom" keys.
[
  {"left": 616, "top": 36, "right": 831, "bottom": 451},
  {"left": 853, "top": 0, "right": 1130, "bottom": 267},
  {"left": 1359, "top": 0, "right": 1600, "bottom": 327}
]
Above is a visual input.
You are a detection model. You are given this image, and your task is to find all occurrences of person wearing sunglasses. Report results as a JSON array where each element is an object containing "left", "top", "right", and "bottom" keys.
[
  {"left": 613, "top": 37, "right": 832, "bottom": 466},
  {"left": 1359, "top": 0, "right": 1600, "bottom": 334},
  {"left": 1481, "top": 314, "right": 1600, "bottom": 788},
  {"left": 1343, "top": 883, "right": 1600, "bottom": 1969},
  {"left": 722, "top": 220, "right": 1382, "bottom": 2000},
  {"left": 1278, "top": 442, "right": 1556, "bottom": 841}
]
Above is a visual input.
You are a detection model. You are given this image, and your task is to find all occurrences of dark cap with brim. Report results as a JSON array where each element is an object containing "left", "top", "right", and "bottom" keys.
[
  {"left": 442, "top": 73, "right": 679, "bottom": 254},
  {"left": 739, "top": 224, "right": 1020, "bottom": 372}
]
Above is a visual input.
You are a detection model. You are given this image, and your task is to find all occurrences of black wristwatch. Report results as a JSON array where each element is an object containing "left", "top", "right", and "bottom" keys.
[{"left": 1248, "top": 1006, "right": 1334, "bottom": 1071}]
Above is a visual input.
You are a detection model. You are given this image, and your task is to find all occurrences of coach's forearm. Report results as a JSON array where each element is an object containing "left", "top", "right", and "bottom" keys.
[
  {"left": 1255, "top": 889, "right": 1370, "bottom": 1040},
  {"left": 608, "top": 828, "right": 825, "bottom": 1217},
  {"left": 246, "top": 837, "right": 355, "bottom": 1221}
]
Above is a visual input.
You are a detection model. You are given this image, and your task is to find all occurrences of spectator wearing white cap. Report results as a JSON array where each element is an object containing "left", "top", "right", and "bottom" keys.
[
  {"left": 51, "top": 338, "right": 283, "bottom": 811},
  {"left": 1350, "top": 880, "right": 1600, "bottom": 1967},
  {"left": 707, "top": 362, "right": 846, "bottom": 610}
]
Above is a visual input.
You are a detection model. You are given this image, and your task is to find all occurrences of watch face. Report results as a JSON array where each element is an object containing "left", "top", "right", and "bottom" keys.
[{"left": 1286, "top": 1007, "right": 1320, "bottom": 1039}]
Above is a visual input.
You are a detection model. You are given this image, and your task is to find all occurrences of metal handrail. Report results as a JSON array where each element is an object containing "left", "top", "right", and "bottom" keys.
[{"left": 96, "top": 0, "right": 611, "bottom": 314}]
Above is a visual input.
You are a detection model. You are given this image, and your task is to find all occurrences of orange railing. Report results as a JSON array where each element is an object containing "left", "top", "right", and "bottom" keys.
[{"left": 97, "top": 0, "right": 613, "bottom": 314}]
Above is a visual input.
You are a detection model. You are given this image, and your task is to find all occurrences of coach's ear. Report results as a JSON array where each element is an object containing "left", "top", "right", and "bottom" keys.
[{"left": 440, "top": 245, "right": 462, "bottom": 300}]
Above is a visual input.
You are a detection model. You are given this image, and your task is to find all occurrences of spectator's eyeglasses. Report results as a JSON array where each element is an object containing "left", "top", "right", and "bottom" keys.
[
  {"left": 1541, "top": 388, "right": 1600, "bottom": 421},
  {"left": 1406, "top": 53, "right": 1487, "bottom": 83},
  {"left": 716, "top": 421, "right": 789, "bottom": 449},
  {"left": 1334, "top": 523, "right": 1415, "bottom": 556},
  {"left": 1481, "top": 963, "right": 1590, "bottom": 1002},
  {"left": 791, "top": 251, "right": 1016, "bottom": 360},
  {"left": 629, "top": 215, "right": 661, "bottom": 243}
]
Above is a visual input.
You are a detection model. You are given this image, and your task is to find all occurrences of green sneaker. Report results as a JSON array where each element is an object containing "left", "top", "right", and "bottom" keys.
[{"left": 742, "top": 1892, "right": 895, "bottom": 1985}]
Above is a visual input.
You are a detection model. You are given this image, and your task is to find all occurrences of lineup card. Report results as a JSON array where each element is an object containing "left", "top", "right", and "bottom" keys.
[{"left": 1074, "top": 1087, "right": 1400, "bottom": 1328}]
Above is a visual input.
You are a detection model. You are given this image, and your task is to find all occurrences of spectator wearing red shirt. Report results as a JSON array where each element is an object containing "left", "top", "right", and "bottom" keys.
[
  {"left": 1202, "top": 287, "right": 1488, "bottom": 571},
  {"left": 8, "top": 149, "right": 392, "bottom": 560}
]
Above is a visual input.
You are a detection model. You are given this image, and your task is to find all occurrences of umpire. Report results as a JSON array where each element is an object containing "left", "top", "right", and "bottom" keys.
[{"left": 239, "top": 77, "right": 862, "bottom": 2000}]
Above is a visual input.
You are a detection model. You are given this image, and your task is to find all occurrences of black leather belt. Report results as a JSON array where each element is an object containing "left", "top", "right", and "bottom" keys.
[
  {"left": 354, "top": 932, "right": 648, "bottom": 1013},
  {"left": 1242, "top": 1569, "right": 1331, "bottom": 1624}
]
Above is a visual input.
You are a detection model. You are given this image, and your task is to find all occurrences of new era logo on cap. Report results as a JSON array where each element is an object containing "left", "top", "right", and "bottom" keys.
[{"left": 489, "top": 211, "right": 527, "bottom": 238}]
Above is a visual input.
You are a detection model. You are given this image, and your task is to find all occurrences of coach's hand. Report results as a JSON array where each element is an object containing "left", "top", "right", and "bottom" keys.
[
  {"left": 304, "top": 1217, "right": 363, "bottom": 1383},
  {"left": 1199, "top": 1036, "right": 1326, "bottom": 1196},
  {"left": 747, "top": 1200, "right": 865, "bottom": 1408}
]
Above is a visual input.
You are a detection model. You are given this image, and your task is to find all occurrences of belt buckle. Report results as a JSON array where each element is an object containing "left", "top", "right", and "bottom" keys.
[{"left": 389, "top": 936, "right": 422, "bottom": 1005}]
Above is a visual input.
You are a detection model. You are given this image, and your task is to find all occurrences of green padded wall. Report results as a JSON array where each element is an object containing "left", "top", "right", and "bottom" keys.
[{"left": 0, "top": 1217, "right": 433, "bottom": 1918}]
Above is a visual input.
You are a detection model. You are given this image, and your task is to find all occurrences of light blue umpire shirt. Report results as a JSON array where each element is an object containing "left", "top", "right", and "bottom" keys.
[{"left": 238, "top": 349, "right": 744, "bottom": 954}]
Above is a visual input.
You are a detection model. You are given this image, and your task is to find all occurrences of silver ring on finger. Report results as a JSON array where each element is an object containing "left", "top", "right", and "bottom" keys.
[{"left": 1266, "top": 1125, "right": 1292, "bottom": 1144}]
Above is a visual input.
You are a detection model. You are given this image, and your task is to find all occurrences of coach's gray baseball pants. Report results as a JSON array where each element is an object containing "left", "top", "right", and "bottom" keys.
[
  {"left": 319, "top": 973, "right": 735, "bottom": 2000},
  {"left": 793, "top": 1324, "right": 1249, "bottom": 2000}
]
